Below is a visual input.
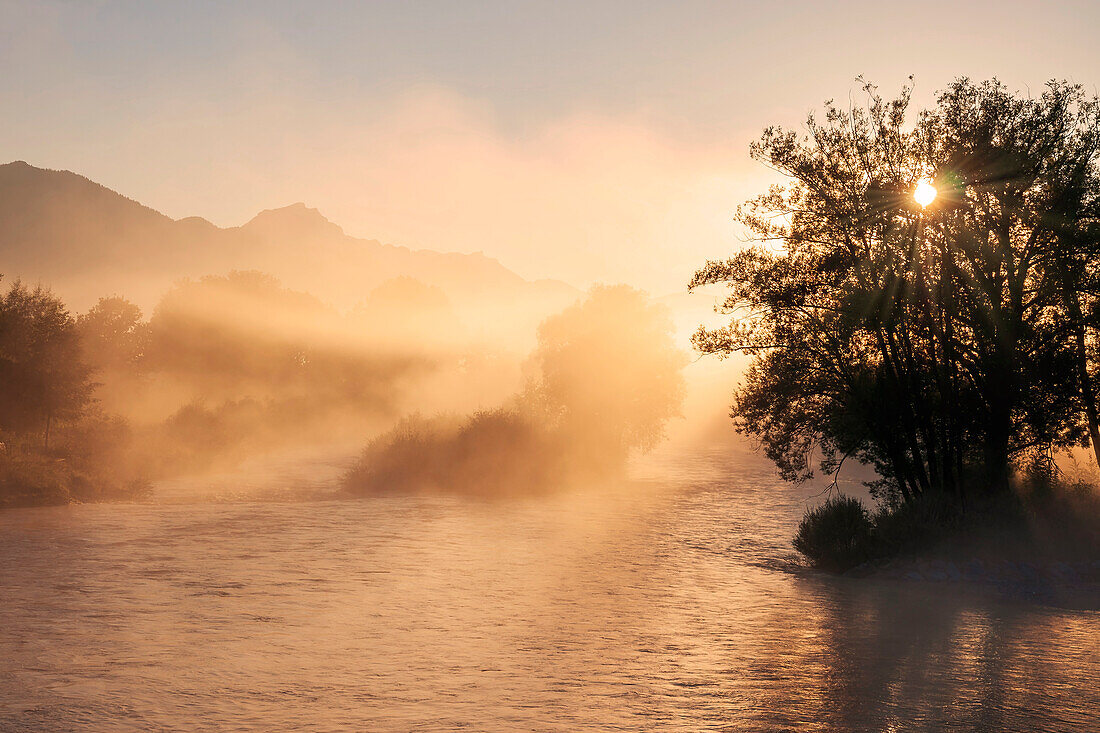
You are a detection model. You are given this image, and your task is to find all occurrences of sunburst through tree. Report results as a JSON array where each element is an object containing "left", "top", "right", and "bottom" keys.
[{"left": 692, "top": 78, "right": 1100, "bottom": 506}]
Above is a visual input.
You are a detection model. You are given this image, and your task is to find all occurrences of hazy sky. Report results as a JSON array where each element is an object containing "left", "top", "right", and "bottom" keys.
[{"left": 3, "top": 1, "right": 1099, "bottom": 291}]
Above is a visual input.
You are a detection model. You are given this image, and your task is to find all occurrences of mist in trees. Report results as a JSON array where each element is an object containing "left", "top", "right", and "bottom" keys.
[
  {"left": 343, "top": 285, "right": 687, "bottom": 496},
  {"left": 693, "top": 79, "right": 1100, "bottom": 510},
  {"left": 0, "top": 278, "right": 147, "bottom": 506},
  {"left": 0, "top": 268, "right": 531, "bottom": 505},
  {"left": 1, "top": 264, "right": 684, "bottom": 505}
]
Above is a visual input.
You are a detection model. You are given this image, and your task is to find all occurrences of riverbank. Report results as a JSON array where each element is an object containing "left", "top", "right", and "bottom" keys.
[
  {"left": 794, "top": 478, "right": 1100, "bottom": 582},
  {"left": 0, "top": 452, "right": 149, "bottom": 509},
  {"left": 845, "top": 555, "right": 1100, "bottom": 605}
]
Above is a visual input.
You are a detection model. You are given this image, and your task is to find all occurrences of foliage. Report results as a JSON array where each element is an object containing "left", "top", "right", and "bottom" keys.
[
  {"left": 793, "top": 495, "right": 875, "bottom": 571},
  {"left": 343, "top": 410, "right": 556, "bottom": 496},
  {"left": 76, "top": 296, "right": 150, "bottom": 414},
  {"left": 524, "top": 284, "right": 686, "bottom": 459},
  {"left": 0, "top": 278, "right": 94, "bottom": 447},
  {"left": 692, "top": 78, "right": 1100, "bottom": 504},
  {"left": 77, "top": 296, "right": 149, "bottom": 371},
  {"left": 0, "top": 277, "right": 156, "bottom": 506},
  {"left": 869, "top": 492, "right": 967, "bottom": 559}
]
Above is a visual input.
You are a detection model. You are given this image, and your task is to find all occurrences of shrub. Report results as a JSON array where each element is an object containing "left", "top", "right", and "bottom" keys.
[
  {"left": 343, "top": 413, "right": 453, "bottom": 494},
  {"left": 0, "top": 454, "right": 72, "bottom": 507},
  {"left": 871, "top": 492, "right": 966, "bottom": 557},
  {"left": 343, "top": 409, "right": 557, "bottom": 496},
  {"left": 793, "top": 494, "right": 875, "bottom": 571}
]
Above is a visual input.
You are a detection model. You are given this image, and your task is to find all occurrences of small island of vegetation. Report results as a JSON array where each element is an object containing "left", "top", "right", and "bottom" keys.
[{"left": 693, "top": 78, "right": 1100, "bottom": 572}]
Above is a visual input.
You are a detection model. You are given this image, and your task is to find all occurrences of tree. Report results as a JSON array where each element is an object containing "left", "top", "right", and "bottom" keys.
[
  {"left": 77, "top": 296, "right": 148, "bottom": 372},
  {"left": 0, "top": 279, "right": 95, "bottom": 448},
  {"left": 524, "top": 285, "right": 686, "bottom": 460},
  {"left": 691, "top": 79, "right": 1100, "bottom": 504}
]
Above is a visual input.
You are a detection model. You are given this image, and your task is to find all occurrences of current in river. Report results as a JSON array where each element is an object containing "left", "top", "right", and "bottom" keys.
[{"left": 0, "top": 448, "right": 1097, "bottom": 732}]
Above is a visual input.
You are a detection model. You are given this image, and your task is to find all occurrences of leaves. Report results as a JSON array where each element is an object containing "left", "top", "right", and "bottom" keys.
[
  {"left": 0, "top": 279, "right": 95, "bottom": 438},
  {"left": 694, "top": 79, "right": 1100, "bottom": 502}
]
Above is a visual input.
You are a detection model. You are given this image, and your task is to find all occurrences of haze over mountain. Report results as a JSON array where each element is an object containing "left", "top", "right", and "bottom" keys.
[
  {"left": 0, "top": 158, "right": 743, "bottom": 446},
  {"left": 0, "top": 160, "right": 575, "bottom": 317}
]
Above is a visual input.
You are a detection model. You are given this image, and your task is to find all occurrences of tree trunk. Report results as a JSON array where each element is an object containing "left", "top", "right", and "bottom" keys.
[
  {"left": 983, "top": 399, "right": 1012, "bottom": 495},
  {"left": 1076, "top": 328, "right": 1100, "bottom": 469},
  {"left": 1067, "top": 292, "right": 1100, "bottom": 468}
]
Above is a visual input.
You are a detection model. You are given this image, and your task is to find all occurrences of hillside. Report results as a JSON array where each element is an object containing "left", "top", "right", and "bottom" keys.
[{"left": 0, "top": 161, "right": 575, "bottom": 316}]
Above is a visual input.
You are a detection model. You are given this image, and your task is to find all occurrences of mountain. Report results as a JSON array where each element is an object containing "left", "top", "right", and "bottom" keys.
[{"left": 0, "top": 161, "right": 575, "bottom": 317}]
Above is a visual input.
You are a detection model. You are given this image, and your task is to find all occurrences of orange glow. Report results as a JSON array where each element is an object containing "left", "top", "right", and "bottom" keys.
[{"left": 914, "top": 180, "right": 937, "bottom": 207}]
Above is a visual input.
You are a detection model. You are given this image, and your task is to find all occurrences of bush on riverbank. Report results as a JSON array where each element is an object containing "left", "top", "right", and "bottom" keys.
[
  {"left": 795, "top": 478, "right": 1100, "bottom": 573},
  {"left": 343, "top": 410, "right": 566, "bottom": 496},
  {"left": 793, "top": 495, "right": 875, "bottom": 571},
  {"left": 343, "top": 286, "right": 686, "bottom": 497}
]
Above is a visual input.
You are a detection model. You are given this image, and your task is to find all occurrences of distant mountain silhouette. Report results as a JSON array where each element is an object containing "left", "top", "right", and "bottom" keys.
[{"left": 0, "top": 161, "right": 575, "bottom": 316}]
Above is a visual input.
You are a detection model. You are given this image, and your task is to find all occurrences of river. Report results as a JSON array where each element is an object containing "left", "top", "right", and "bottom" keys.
[{"left": 0, "top": 448, "right": 1097, "bottom": 731}]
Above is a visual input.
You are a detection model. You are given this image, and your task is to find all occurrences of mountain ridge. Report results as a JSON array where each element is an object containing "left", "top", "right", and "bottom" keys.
[{"left": 0, "top": 161, "right": 574, "bottom": 313}]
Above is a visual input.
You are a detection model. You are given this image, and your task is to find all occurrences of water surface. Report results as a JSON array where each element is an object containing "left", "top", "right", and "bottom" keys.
[{"left": 1, "top": 449, "right": 1097, "bottom": 731}]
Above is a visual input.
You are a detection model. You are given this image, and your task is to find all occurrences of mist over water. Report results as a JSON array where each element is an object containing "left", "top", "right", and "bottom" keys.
[
  {"left": 1, "top": 447, "right": 1096, "bottom": 732},
  {"left": 5, "top": 4, "right": 1100, "bottom": 728},
  {"left": 4, "top": 93, "right": 1100, "bottom": 733}
]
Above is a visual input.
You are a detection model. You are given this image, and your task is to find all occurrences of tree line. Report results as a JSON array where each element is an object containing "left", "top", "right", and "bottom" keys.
[{"left": 0, "top": 271, "right": 462, "bottom": 505}]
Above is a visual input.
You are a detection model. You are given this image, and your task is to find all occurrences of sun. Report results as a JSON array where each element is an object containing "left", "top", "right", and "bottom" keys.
[{"left": 913, "top": 179, "right": 937, "bottom": 207}]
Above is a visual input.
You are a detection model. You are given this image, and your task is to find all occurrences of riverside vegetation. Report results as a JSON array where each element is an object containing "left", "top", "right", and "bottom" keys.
[
  {"left": 0, "top": 277, "right": 686, "bottom": 508},
  {"left": 342, "top": 285, "right": 686, "bottom": 496},
  {"left": 693, "top": 78, "right": 1100, "bottom": 572},
  {"left": 0, "top": 272, "right": 466, "bottom": 507}
]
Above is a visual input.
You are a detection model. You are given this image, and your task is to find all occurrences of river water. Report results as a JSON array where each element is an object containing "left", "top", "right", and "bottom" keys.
[{"left": 0, "top": 448, "right": 1097, "bottom": 732}]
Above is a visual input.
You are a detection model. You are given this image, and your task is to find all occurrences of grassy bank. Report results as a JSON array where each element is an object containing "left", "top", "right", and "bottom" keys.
[{"left": 0, "top": 446, "right": 150, "bottom": 509}]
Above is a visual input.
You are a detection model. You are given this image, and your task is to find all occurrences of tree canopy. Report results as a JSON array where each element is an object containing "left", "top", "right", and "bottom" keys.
[
  {"left": 525, "top": 284, "right": 686, "bottom": 459},
  {"left": 691, "top": 78, "right": 1100, "bottom": 504},
  {"left": 77, "top": 296, "right": 148, "bottom": 372},
  {"left": 0, "top": 278, "right": 94, "bottom": 448}
]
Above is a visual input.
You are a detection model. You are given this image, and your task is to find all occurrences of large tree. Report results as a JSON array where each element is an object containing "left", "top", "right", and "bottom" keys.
[{"left": 691, "top": 79, "right": 1100, "bottom": 504}]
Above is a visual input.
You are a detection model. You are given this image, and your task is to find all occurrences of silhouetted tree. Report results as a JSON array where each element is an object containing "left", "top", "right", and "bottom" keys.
[
  {"left": 691, "top": 79, "right": 1100, "bottom": 503},
  {"left": 0, "top": 279, "right": 94, "bottom": 448}
]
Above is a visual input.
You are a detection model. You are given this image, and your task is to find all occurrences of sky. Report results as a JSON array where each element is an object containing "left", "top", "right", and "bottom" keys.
[{"left": 3, "top": 0, "right": 1099, "bottom": 292}]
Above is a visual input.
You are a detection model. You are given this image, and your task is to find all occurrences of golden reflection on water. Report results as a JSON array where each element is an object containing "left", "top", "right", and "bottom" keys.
[{"left": 0, "top": 449, "right": 1096, "bottom": 731}]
